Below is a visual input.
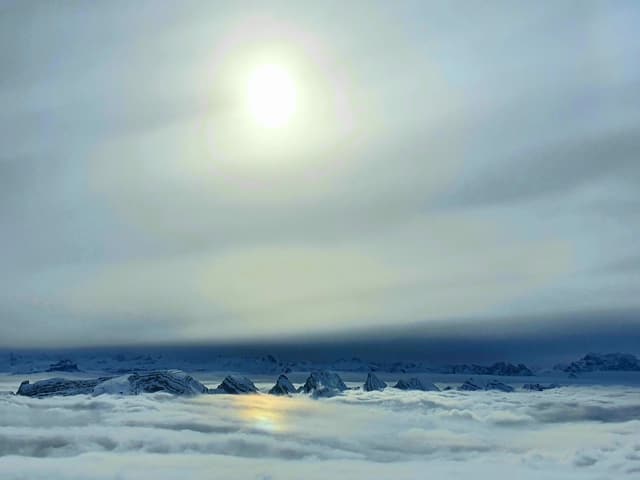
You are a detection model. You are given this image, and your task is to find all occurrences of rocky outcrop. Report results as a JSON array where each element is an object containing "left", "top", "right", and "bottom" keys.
[
  {"left": 16, "top": 370, "right": 207, "bottom": 397},
  {"left": 214, "top": 375, "right": 258, "bottom": 394},
  {"left": 268, "top": 374, "right": 296, "bottom": 395},
  {"left": 458, "top": 378, "right": 514, "bottom": 392},
  {"left": 445, "top": 362, "right": 533, "bottom": 376},
  {"left": 330, "top": 357, "right": 381, "bottom": 372},
  {"left": 300, "top": 371, "right": 347, "bottom": 394},
  {"left": 393, "top": 377, "right": 439, "bottom": 391},
  {"left": 522, "top": 383, "right": 559, "bottom": 391},
  {"left": 17, "top": 377, "right": 111, "bottom": 397},
  {"left": 46, "top": 359, "right": 80, "bottom": 372},
  {"left": 311, "top": 387, "right": 341, "bottom": 398},
  {"left": 561, "top": 353, "right": 640, "bottom": 373},
  {"left": 458, "top": 378, "right": 483, "bottom": 391},
  {"left": 128, "top": 370, "right": 207, "bottom": 395},
  {"left": 363, "top": 372, "right": 387, "bottom": 391},
  {"left": 484, "top": 380, "right": 514, "bottom": 392}
]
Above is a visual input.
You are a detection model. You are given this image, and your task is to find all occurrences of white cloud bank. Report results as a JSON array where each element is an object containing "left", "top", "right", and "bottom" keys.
[{"left": 1, "top": 381, "right": 640, "bottom": 479}]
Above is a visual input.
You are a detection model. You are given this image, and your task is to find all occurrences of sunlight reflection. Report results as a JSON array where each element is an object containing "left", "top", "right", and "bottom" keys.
[{"left": 232, "top": 394, "right": 311, "bottom": 433}]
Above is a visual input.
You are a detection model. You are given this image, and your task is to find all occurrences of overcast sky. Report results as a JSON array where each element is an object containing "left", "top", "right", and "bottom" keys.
[{"left": 1, "top": 0, "right": 639, "bottom": 348}]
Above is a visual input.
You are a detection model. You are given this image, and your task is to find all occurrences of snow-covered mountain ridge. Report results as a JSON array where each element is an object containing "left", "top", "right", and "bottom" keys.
[
  {"left": 556, "top": 352, "right": 640, "bottom": 373},
  {"left": 14, "top": 369, "right": 570, "bottom": 398},
  {"left": 5, "top": 352, "right": 639, "bottom": 381},
  {"left": 2, "top": 353, "right": 539, "bottom": 376}
]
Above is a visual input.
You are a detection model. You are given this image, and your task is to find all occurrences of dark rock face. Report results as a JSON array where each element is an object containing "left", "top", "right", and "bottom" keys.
[
  {"left": 215, "top": 375, "right": 258, "bottom": 394},
  {"left": 446, "top": 362, "right": 533, "bottom": 376},
  {"left": 563, "top": 353, "right": 640, "bottom": 373},
  {"left": 522, "top": 383, "right": 559, "bottom": 391},
  {"left": 458, "top": 379, "right": 483, "bottom": 391},
  {"left": 16, "top": 370, "right": 208, "bottom": 397},
  {"left": 311, "top": 387, "right": 340, "bottom": 398},
  {"left": 393, "top": 378, "right": 439, "bottom": 391},
  {"left": 311, "top": 387, "right": 342, "bottom": 399},
  {"left": 300, "top": 371, "right": 347, "bottom": 394},
  {"left": 127, "top": 370, "right": 208, "bottom": 395},
  {"left": 458, "top": 378, "right": 514, "bottom": 392},
  {"left": 389, "top": 361, "right": 421, "bottom": 373},
  {"left": 16, "top": 377, "right": 111, "bottom": 397},
  {"left": 484, "top": 380, "right": 514, "bottom": 392},
  {"left": 363, "top": 372, "right": 387, "bottom": 392},
  {"left": 262, "top": 354, "right": 278, "bottom": 364},
  {"left": 46, "top": 359, "right": 80, "bottom": 372},
  {"left": 268, "top": 374, "right": 296, "bottom": 395}
]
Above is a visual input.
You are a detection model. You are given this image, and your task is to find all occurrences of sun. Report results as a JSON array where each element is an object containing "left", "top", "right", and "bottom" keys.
[{"left": 247, "top": 64, "right": 297, "bottom": 128}]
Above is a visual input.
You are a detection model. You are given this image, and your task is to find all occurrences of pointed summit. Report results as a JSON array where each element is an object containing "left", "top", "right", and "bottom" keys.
[
  {"left": 363, "top": 372, "right": 387, "bottom": 391},
  {"left": 269, "top": 374, "right": 296, "bottom": 395}
]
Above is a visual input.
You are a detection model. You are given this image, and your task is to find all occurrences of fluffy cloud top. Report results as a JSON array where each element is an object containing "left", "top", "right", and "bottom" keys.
[{"left": 1, "top": 377, "right": 640, "bottom": 479}]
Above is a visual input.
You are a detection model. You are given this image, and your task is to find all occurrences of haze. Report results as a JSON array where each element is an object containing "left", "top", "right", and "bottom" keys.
[{"left": 1, "top": 0, "right": 639, "bottom": 350}]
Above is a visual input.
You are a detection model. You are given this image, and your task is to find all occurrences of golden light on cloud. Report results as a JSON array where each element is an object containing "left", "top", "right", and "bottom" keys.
[
  {"left": 232, "top": 394, "right": 316, "bottom": 433},
  {"left": 247, "top": 63, "right": 297, "bottom": 128}
]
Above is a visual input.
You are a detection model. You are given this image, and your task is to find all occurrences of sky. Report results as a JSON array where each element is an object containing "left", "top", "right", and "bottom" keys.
[{"left": 1, "top": 0, "right": 640, "bottom": 350}]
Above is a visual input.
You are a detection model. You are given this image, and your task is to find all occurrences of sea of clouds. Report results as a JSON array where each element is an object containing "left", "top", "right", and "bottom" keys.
[{"left": 1, "top": 378, "right": 640, "bottom": 479}]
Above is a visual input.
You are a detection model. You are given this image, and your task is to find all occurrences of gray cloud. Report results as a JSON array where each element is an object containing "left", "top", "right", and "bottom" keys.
[
  {"left": 442, "top": 123, "right": 640, "bottom": 208},
  {"left": 598, "top": 254, "right": 640, "bottom": 275},
  {"left": 1, "top": 0, "right": 640, "bottom": 347}
]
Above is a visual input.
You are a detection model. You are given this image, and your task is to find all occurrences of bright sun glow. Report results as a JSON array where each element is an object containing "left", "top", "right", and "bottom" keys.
[{"left": 247, "top": 64, "right": 297, "bottom": 128}]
